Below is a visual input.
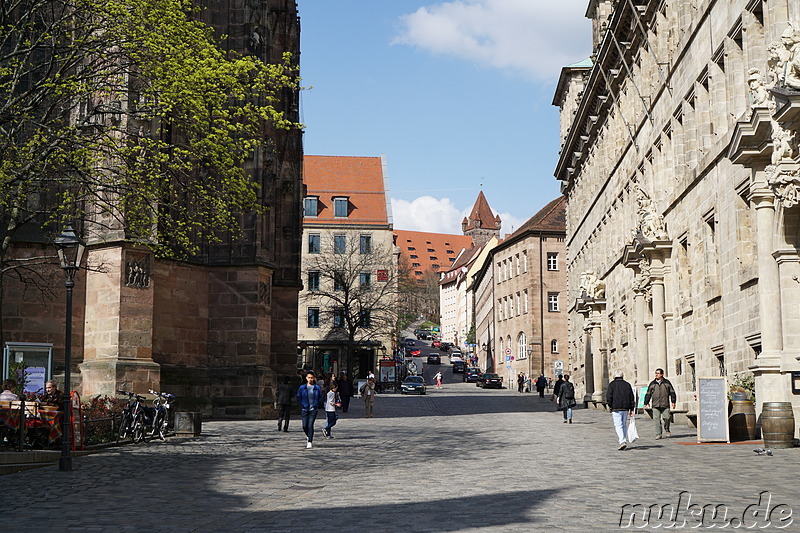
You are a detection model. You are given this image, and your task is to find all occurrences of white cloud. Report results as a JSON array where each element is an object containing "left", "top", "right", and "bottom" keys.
[
  {"left": 391, "top": 196, "right": 525, "bottom": 239},
  {"left": 391, "top": 196, "right": 465, "bottom": 234},
  {"left": 393, "top": 0, "right": 591, "bottom": 81}
]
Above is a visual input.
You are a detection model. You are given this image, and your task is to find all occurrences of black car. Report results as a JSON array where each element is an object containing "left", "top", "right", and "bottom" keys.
[
  {"left": 452, "top": 360, "right": 466, "bottom": 373},
  {"left": 427, "top": 354, "right": 441, "bottom": 364},
  {"left": 464, "top": 367, "right": 483, "bottom": 383},
  {"left": 477, "top": 373, "right": 503, "bottom": 388},
  {"left": 400, "top": 375, "right": 427, "bottom": 395}
]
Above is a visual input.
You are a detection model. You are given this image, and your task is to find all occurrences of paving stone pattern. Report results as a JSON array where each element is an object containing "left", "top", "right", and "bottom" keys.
[{"left": 3, "top": 367, "right": 798, "bottom": 532}]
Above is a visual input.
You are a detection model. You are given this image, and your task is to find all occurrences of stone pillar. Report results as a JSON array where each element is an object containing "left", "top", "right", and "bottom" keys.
[
  {"left": 633, "top": 290, "right": 649, "bottom": 386},
  {"left": 582, "top": 318, "right": 594, "bottom": 401},
  {"left": 79, "top": 246, "right": 160, "bottom": 395},
  {"left": 749, "top": 186, "right": 785, "bottom": 406},
  {"left": 590, "top": 303, "right": 606, "bottom": 404}
]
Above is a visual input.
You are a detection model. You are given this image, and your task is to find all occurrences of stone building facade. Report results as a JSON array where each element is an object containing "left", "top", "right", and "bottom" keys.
[
  {"left": 1, "top": 0, "right": 303, "bottom": 418},
  {"left": 472, "top": 197, "right": 568, "bottom": 384},
  {"left": 554, "top": 0, "right": 800, "bottom": 436},
  {"left": 298, "top": 156, "right": 396, "bottom": 379}
]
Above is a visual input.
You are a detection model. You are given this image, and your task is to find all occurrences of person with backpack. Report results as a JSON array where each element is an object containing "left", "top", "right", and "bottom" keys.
[{"left": 557, "top": 374, "right": 577, "bottom": 423}]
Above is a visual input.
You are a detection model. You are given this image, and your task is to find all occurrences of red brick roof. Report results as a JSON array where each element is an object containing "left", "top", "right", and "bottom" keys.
[
  {"left": 465, "top": 191, "right": 501, "bottom": 229},
  {"left": 507, "top": 196, "right": 566, "bottom": 237},
  {"left": 393, "top": 229, "right": 473, "bottom": 279},
  {"left": 303, "top": 156, "right": 389, "bottom": 226}
]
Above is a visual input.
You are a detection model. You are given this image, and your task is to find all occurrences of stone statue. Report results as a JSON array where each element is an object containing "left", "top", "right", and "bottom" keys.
[
  {"left": 767, "top": 41, "right": 786, "bottom": 87},
  {"left": 767, "top": 167, "right": 800, "bottom": 208},
  {"left": 771, "top": 121, "right": 795, "bottom": 165},
  {"left": 580, "top": 270, "right": 606, "bottom": 299},
  {"left": 635, "top": 186, "right": 669, "bottom": 241},
  {"left": 748, "top": 69, "right": 770, "bottom": 108},
  {"left": 780, "top": 23, "right": 800, "bottom": 90},
  {"left": 633, "top": 258, "right": 650, "bottom": 294}
]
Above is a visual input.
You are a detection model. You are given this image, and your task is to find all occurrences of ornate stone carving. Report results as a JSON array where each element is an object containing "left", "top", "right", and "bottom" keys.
[
  {"left": 766, "top": 165, "right": 800, "bottom": 208},
  {"left": 781, "top": 23, "right": 800, "bottom": 90},
  {"left": 125, "top": 255, "right": 150, "bottom": 288},
  {"left": 579, "top": 270, "right": 606, "bottom": 299},
  {"left": 748, "top": 69, "right": 770, "bottom": 108},
  {"left": 635, "top": 186, "right": 669, "bottom": 241},
  {"left": 770, "top": 121, "right": 796, "bottom": 165}
]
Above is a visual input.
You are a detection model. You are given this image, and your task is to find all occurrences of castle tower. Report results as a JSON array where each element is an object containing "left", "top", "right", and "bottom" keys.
[{"left": 461, "top": 191, "right": 501, "bottom": 247}]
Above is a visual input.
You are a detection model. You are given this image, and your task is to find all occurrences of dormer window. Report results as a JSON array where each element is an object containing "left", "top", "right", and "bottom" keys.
[
  {"left": 304, "top": 196, "right": 318, "bottom": 217},
  {"left": 334, "top": 197, "right": 349, "bottom": 217}
]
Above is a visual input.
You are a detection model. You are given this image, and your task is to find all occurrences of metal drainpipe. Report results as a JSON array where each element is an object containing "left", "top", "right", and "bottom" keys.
[{"left": 539, "top": 232, "right": 545, "bottom": 376}]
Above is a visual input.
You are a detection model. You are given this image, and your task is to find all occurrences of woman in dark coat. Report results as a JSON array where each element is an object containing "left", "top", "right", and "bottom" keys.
[
  {"left": 557, "top": 374, "right": 577, "bottom": 423},
  {"left": 338, "top": 372, "right": 353, "bottom": 413}
]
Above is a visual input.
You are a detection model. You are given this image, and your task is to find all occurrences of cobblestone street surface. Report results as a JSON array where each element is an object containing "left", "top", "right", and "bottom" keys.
[{"left": 3, "top": 368, "right": 798, "bottom": 532}]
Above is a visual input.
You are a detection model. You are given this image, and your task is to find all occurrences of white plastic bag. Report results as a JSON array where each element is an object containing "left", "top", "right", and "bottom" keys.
[{"left": 627, "top": 415, "right": 639, "bottom": 443}]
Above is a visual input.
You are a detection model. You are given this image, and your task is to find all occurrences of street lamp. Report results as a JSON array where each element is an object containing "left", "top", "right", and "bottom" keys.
[{"left": 54, "top": 224, "right": 85, "bottom": 472}]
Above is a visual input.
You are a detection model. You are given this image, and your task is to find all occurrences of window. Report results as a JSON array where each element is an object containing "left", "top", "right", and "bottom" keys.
[
  {"left": 498, "top": 299, "right": 504, "bottom": 320},
  {"left": 308, "top": 234, "right": 320, "bottom": 254},
  {"left": 334, "top": 234, "right": 346, "bottom": 254},
  {"left": 334, "top": 273, "right": 344, "bottom": 291},
  {"left": 548, "top": 293, "right": 560, "bottom": 312},
  {"left": 307, "top": 271, "right": 320, "bottom": 291},
  {"left": 410, "top": 254, "right": 418, "bottom": 259},
  {"left": 517, "top": 333, "right": 527, "bottom": 360},
  {"left": 427, "top": 248, "right": 435, "bottom": 253},
  {"left": 547, "top": 252, "right": 558, "bottom": 271},
  {"left": 360, "top": 234, "right": 372, "bottom": 254},
  {"left": 334, "top": 197, "right": 349, "bottom": 217},
  {"left": 551, "top": 340, "right": 559, "bottom": 354},
  {"left": 515, "top": 254, "right": 520, "bottom": 276},
  {"left": 516, "top": 292, "right": 521, "bottom": 316},
  {"left": 360, "top": 272, "right": 371, "bottom": 287},
  {"left": 412, "top": 263, "right": 420, "bottom": 267},
  {"left": 524, "top": 289, "right": 529, "bottom": 313},
  {"left": 307, "top": 307, "right": 320, "bottom": 328},
  {"left": 509, "top": 296, "right": 514, "bottom": 317},
  {"left": 303, "top": 196, "right": 318, "bottom": 217},
  {"left": 333, "top": 308, "right": 345, "bottom": 328},
  {"left": 359, "top": 310, "right": 371, "bottom": 328},
  {"left": 523, "top": 250, "right": 528, "bottom": 272},
  {"left": 429, "top": 256, "right": 437, "bottom": 261}
]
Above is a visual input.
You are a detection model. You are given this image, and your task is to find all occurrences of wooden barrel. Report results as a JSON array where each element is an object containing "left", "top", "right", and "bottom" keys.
[
  {"left": 729, "top": 400, "right": 757, "bottom": 441},
  {"left": 761, "top": 402, "right": 795, "bottom": 449}
]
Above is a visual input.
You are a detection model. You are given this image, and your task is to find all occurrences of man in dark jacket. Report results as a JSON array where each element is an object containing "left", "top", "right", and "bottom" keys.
[
  {"left": 338, "top": 372, "right": 353, "bottom": 412},
  {"left": 276, "top": 377, "right": 294, "bottom": 432},
  {"left": 296, "top": 370, "right": 324, "bottom": 449},
  {"left": 606, "top": 370, "right": 635, "bottom": 450},
  {"left": 643, "top": 368, "right": 677, "bottom": 439}
]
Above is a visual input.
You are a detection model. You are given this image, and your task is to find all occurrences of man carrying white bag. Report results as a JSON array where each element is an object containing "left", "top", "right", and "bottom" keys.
[{"left": 606, "top": 369, "right": 636, "bottom": 451}]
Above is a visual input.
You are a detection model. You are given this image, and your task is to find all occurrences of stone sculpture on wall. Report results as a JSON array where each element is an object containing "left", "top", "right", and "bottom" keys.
[
  {"left": 635, "top": 186, "right": 669, "bottom": 241},
  {"left": 579, "top": 270, "right": 606, "bottom": 299},
  {"left": 767, "top": 167, "right": 800, "bottom": 208},
  {"left": 748, "top": 69, "right": 770, "bottom": 108},
  {"left": 780, "top": 23, "right": 800, "bottom": 90}
]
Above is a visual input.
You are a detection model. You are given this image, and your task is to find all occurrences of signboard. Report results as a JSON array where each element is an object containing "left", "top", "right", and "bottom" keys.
[
  {"left": 379, "top": 360, "right": 396, "bottom": 382},
  {"left": 24, "top": 367, "right": 46, "bottom": 394},
  {"left": 636, "top": 386, "right": 648, "bottom": 409},
  {"left": 505, "top": 348, "right": 511, "bottom": 355},
  {"left": 697, "top": 377, "right": 729, "bottom": 443},
  {"left": 355, "top": 379, "right": 368, "bottom": 398},
  {"left": 554, "top": 360, "right": 564, "bottom": 377},
  {"left": 377, "top": 269, "right": 389, "bottom": 282}
]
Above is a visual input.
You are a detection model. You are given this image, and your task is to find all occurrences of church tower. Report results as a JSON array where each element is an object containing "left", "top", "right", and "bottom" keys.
[{"left": 461, "top": 191, "right": 501, "bottom": 247}]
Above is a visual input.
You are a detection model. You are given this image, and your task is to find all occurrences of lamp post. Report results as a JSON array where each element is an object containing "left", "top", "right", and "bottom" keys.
[{"left": 54, "top": 224, "right": 85, "bottom": 472}]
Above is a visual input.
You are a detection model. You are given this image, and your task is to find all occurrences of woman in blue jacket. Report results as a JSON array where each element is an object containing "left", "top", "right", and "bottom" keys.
[{"left": 296, "top": 370, "right": 324, "bottom": 449}]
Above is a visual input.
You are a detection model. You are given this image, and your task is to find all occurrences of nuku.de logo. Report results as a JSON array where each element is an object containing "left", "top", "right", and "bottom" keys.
[{"left": 619, "top": 491, "right": 793, "bottom": 529}]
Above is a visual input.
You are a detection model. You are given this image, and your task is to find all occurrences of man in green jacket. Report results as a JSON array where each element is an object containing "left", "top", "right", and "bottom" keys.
[{"left": 643, "top": 368, "right": 677, "bottom": 439}]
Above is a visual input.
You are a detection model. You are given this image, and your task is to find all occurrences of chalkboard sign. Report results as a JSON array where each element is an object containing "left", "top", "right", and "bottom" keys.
[{"left": 697, "top": 377, "right": 729, "bottom": 442}]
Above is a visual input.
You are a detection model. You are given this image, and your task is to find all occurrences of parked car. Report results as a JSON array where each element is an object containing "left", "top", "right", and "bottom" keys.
[
  {"left": 409, "top": 348, "right": 421, "bottom": 357},
  {"left": 439, "top": 342, "right": 451, "bottom": 352},
  {"left": 400, "top": 375, "right": 427, "bottom": 395},
  {"left": 464, "top": 367, "right": 483, "bottom": 383},
  {"left": 477, "top": 373, "right": 503, "bottom": 389},
  {"left": 452, "top": 360, "right": 466, "bottom": 373},
  {"left": 427, "top": 354, "right": 441, "bottom": 364},
  {"left": 431, "top": 339, "right": 441, "bottom": 348}
]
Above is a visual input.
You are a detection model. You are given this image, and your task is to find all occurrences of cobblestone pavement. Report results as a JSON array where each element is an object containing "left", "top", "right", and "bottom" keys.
[{"left": 3, "top": 367, "right": 798, "bottom": 532}]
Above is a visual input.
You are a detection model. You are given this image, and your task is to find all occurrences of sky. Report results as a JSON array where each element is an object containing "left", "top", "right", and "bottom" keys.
[{"left": 298, "top": 0, "right": 592, "bottom": 237}]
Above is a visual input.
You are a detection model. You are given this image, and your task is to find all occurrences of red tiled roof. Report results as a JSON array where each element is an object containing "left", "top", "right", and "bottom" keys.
[
  {"left": 507, "top": 196, "right": 566, "bottom": 237},
  {"left": 467, "top": 191, "right": 500, "bottom": 229},
  {"left": 393, "top": 229, "right": 473, "bottom": 279},
  {"left": 303, "top": 156, "right": 389, "bottom": 226}
]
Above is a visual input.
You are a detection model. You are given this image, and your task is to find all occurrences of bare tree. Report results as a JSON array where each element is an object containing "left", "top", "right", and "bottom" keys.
[{"left": 301, "top": 232, "right": 398, "bottom": 375}]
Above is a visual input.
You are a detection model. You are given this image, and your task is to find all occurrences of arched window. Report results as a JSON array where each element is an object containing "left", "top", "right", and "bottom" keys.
[
  {"left": 507, "top": 336, "right": 512, "bottom": 360},
  {"left": 498, "top": 338, "right": 504, "bottom": 360},
  {"left": 518, "top": 332, "right": 527, "bottom": 360},
  {"left": 551, "top": 339, "right": 559, "bottom": 354}
]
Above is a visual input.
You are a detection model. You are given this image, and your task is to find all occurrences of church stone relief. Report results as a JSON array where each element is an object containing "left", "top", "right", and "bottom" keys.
[
  {"left": 634, "top": 185, "right": 668, "bottom": 241},
  {"left": 125, "top": 255, "right": 151, "bottom": 289},
  {"left": 579, "top": 270, "right": 606, "bottom": 299}
]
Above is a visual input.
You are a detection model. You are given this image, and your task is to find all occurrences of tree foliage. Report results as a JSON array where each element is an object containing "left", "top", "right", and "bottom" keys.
[{"left": 0, "top": 0, "right": 301, "bottom": 259}]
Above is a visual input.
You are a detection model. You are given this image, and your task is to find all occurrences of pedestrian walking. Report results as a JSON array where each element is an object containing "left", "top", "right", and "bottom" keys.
[
  {"left": 276, "top": 376, "right": 294, "bottom": 432},
  {"left": 606, "top": 370, "right": 636, "bottom": 450},
  {"left": 517, "top": 372, "right": 525, "bottom": 393},
  {"left": 296, "top": 370, "right": 324, "bottom": 449},
  {"left": 359, "top": 377, "right": 377, "bottom": 418},
  {"left": 323, "top": 384, "right": 341, "bottom": 439},
  {"left": 434, "top": 371, "right": 443, "bottom": 389},
  {"left": 643, "top": 368, "right": 677, "bottom": 439},
  {"left": 557, "top": 374, "right": 576, "bottom": 423},
  {"left": 552, "top": 375, "right": 564, "bottom": 402},
  {"left": 338, "top": 372, "right": 353, "bottom": 412},
  {"left": 535, "top": 374, "right": 547, "bottom": 398}
]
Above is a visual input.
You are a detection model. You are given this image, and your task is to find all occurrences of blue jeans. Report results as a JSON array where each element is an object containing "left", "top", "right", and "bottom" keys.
[
  {"left": 612, "top": 410, "right": 629, "bottom": 444},
  {"left": 324, "top": 411, "right": 338, "bottom": 433},
  {"left": 563, "top": 407, "right": 572, "bottom": 420},
  {"left": 301, "top": 409, "right": 318, "bottom": 442}
]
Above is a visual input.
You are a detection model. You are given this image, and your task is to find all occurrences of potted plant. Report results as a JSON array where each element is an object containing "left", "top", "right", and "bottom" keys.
[{"left": 729, "top": 373, "right": 755, "bottom": 402}]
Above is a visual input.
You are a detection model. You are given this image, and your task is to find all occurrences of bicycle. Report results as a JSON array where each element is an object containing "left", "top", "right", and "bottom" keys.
[
  {"left": 146, "top": 389, "right": 175, "bottom": 441},
  {"left": 116, "top": 391, "right": 147, "bottom": 444}
]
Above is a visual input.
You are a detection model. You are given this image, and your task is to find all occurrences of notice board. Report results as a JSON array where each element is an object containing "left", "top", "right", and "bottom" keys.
[{"left": 697, "top": 377, "right": 729, "bottom": 442}]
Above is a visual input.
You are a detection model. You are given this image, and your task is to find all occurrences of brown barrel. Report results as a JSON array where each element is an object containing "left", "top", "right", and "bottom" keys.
[
  {"left": 761, "top": 402, "right": 795, "bottom": 449},
  {"left": 729, "top": 400, "right": 757, "bottom": 441}
]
